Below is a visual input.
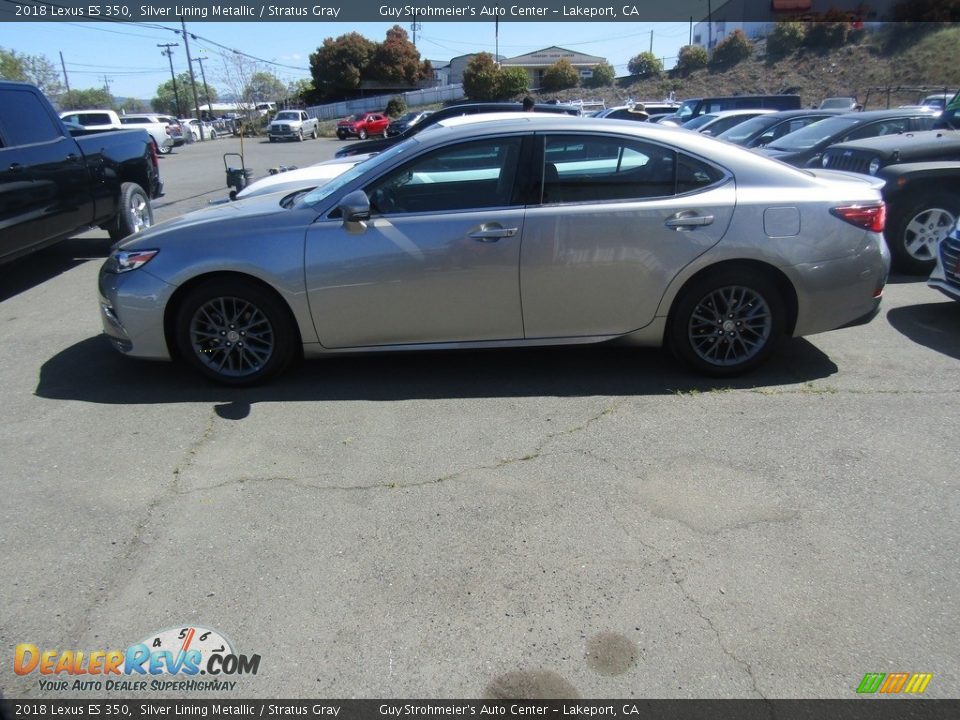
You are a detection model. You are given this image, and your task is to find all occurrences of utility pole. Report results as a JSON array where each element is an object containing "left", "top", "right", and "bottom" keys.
[
  {"left": 102, "top": 75, "right": 112, "bottom": 97},
  {"left": 708, "top": 0, "right": 713, "bottom": 49},
  {"left": 689, "top": 17, "right": 692, "bottom": 46},
  {"left": 180, "top": 19, "right": 204, "bottom": 140},
  {"left": 649, "top": 29, "right": 654, "bottom": 54},
  {"left": 59, "top": 51, "right": 71, "bottom": 94},
  {"left": 157, "top": 43, "right": 181, "bottom": 117},
  {"left": 410, "top": 13, "right": 421, "bottom": 48},
  {"left": 192, "top": 55, "right": 213, "bottom": 121}
]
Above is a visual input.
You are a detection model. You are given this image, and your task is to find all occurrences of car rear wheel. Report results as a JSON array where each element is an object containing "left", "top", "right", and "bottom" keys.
[
  {"left": 358, "top": 128, "right": 367, "bottom": 140},
  {"left": 669, "top": 269, "right": 784, "bottom": 376},
  {"left": 886, "top": 192, "right": 958, "bottom": 274},
  {"left": 175, "top": 279, "right": 297, "bottom": 385},
  {"left": 109, "top": 182, "right": 154, "bottom": 241},
  {"left": 310, "top": 127, "right": 317, "bottom": 139},
  {"left": 157, "top": 142, "right": 172, "bottom": 155},
  {"left": 382, "top": 128, "right": 389, "bottom": 138}
]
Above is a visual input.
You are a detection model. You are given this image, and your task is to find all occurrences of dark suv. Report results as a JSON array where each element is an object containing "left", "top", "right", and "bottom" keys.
[
  {"left": 334, "top": 101, "right": 581, "bottom": 158},
  {"left": 821, "top": 129, "right": 960, "bottom": 274}
]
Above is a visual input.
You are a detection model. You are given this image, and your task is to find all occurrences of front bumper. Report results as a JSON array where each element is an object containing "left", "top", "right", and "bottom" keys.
[
  {"left": 98, "top": 264, "right": 177, "bottom": 360},
  {"left": 928, "top": 233, "right": 960, "bottom": 301}
]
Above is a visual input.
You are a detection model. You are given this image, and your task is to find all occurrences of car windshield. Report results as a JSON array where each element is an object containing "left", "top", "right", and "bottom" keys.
[
  {"left": 298, "top": 139, "right": 418, "bottom": 208},
  {"left": 397, "top": 112, "right": 420, "bottom": 123},
  {"left": 275, "top": 112, "right": 300, "bottom": 120},
  {"left": 717, "top": 115, "right": 776, "bottom": 143},
  {"left": 676, "top": 100, "right": 698, "bottom": 121},
  {"left": 820, "top": 98, "right": 854, "bottom": 109},
  {"left": 681, "top": 113, "right": 718, "bottom": 130},
  {"left": 768, "top": 116, "right": 861, "bottom": 151}
]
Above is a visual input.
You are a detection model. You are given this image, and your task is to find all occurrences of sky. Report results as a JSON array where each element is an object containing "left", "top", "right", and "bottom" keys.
[{"left": 0, "top": 20, "right": 693, "bottom": 100}]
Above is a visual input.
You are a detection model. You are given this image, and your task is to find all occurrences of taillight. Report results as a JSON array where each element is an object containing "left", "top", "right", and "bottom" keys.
[{"left": 830, "top": 203, "right": 885, "bottom": 233}]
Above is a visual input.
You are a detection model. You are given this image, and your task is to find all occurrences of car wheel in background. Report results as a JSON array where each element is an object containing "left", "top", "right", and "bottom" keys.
[
  {"left": 886, "top": 192, "right": 958, "bottom": 274},
  {"left": 382, "top": 128, "right": 389, "bottom": 138},
  {"left": 174, "top": 279, "right": 298, "bottom": 386},
  {"left": 310, "top": 127, "right": 317, "bottom": 139},
  {"left": 157, "top": 141, "right": 172, "bottom": 155},
  {"left": 109, "top": 182, "right": 154, "bottom": 241},
  {"left": 669, "top": 268, "right": 784, "bottom": 376},
  {"left": 297, "top": 129, "right": 304, "bottom": 141},
  {"left": 358, "top": 128, "right": 367, "bottom": 140}
]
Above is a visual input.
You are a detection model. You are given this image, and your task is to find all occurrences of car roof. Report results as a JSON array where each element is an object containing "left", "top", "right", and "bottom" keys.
[
  {"left": 702, "top": 109, "right": 776, "bottom": 118},
  {"left": 824, "top": 128, "right": 960, "bottom": 152},
  {"left": 846, "top": 108, "right": 940, "bottom": 119}
]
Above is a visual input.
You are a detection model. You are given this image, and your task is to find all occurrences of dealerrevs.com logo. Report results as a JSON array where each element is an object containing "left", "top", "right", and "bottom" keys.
[{"left": 15, "top": 626, "right": 261, "bottom": 693}]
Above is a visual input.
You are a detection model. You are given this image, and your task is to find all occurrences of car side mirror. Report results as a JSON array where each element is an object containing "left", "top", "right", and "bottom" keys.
[{"left": 339, "top": 190, "right": 370, "bottom": 233}]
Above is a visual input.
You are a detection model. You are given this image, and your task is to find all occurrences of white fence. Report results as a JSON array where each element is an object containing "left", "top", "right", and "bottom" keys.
[{"left": 306, "top": 84, "right": 466, "bottom": 120}]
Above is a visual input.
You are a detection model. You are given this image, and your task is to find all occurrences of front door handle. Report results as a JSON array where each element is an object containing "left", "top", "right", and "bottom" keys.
[
  {"left": 469, "top": 226, "right": 518, "bottom": 242},
  {"left": 7, "top": 163, "right": 24, "bottom": 173},
  {"left": 665, "top": 211, "right": 714, "bottom": 230}
]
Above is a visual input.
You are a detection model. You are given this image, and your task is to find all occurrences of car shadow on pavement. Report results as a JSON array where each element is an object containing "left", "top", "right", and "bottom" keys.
[
  {"left": 35, "top": 336, "right": 838, "bottom": 419},
  {"left": 886, "top": 301, "right": 960, "bottom": 360},
  {"left": 0, "top": 237, "right": 110, "bottom": 303}
]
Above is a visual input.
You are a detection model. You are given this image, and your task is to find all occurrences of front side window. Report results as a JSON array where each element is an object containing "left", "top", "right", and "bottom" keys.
[
  {"left": 364, "top": 137, "right": 522, "bottom": 215},
  {"left": 0, "top": 90, "right": 62, "bottom": 146},
  {"left": 541, "top": 134, "right": 677, "bottom": 203}
]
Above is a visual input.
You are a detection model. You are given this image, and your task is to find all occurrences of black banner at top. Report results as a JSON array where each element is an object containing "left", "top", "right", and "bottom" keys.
[{"left": 0, "top": 0, "right": 916, "bottom": 23}]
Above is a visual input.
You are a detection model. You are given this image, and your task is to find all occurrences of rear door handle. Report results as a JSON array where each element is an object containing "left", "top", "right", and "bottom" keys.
[
  {"left": 469, "top": 226, "right": 518, "bottom": 242},
  {"left": 665, "top": 212, "right": 714, "bottom": 230}
]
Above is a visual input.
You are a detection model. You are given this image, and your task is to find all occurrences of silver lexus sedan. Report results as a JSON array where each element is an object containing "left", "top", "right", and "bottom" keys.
[{"left": 98, "top": 115, "right": 890, "bottom": 385}]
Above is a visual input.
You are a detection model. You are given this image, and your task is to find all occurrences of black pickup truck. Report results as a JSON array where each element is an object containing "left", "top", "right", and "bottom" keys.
[
  {"left": 821, "top": 129, "right": 960, "bottom": 274},
  {"left": 0, "top": 81, "right": 163, "bottom": 264}
]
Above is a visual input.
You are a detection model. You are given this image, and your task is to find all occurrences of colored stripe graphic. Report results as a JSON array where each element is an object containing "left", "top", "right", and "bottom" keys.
[
  {"left": 880, "top": 672, "right": 910, "bottom": 693},
  {"left": 857, "top": 673, "right": 885, "bottom": 694},
  {"left": 904, "top": 674, "right": 933, "bottom": 694}
]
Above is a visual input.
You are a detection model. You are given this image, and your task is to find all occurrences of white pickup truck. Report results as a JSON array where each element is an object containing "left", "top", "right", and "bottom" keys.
[
  {"left": 267, "top": 110, "right": 319, "bottom": 142},
  {"left": 59, "top": 109, "right": 176, "bottom": 154}
]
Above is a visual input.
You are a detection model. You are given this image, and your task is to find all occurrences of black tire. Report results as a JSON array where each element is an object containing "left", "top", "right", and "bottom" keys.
[
  {"left": 885, "top": 192, "right": 958, "bottom": 275},
  {"left": 108, "top": 182, "right": 154, "bottom": 241},
  {"left": 310, "top": 127, "right": 317, "bottom": 139},
  {"left": 269, "top": 136, "right": 276, "bottom": 143},
  {"left": 157, "top": 142, "right": 172, "bottom": 155},
  {"left": 669, "top": 268, "right": 784, "bottom": 377},
  {"left": 358, "top": 128, "right": 367, "bottom": 140},
  {"left": 297, "top": 129, "right": 304, "bottom": 141},
  {"left": 175, "top": 279, "right": 297, "bottom": 385}
]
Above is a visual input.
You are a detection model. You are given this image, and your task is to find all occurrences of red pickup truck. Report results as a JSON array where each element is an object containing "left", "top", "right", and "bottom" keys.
[{"left": 336, "top": 112, "right": 390, "bottom": 140}]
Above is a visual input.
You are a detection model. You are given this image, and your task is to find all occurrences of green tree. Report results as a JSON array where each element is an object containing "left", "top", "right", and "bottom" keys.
[
  {"left": 60, "top": 87, "right": 114, "bottom": 110},
  {"left": 286, "top": 78, "right": 315, "bottom": 105},
  {"left": 246, "top": 71, "right": 285, "bottom": 103},
  {"left": 309, "top": 32, "right": 377, "bottom": 98},
  {"left": 463, "top": 52, "right": 500, "bottom": 100},
  {"left": 120, "top": 98, "right": 149, "bottom": 113},
  {"left": 369, "top": 25, "right": 423, "bottom": 85},
  {"left": 541, "top": 58, "right": 579, "bottom": 92},
  {"left": 710, "top": 30, "right": 754, "bottom": 67},
  {"left": 805, "top": 12, "right": 853, "bottom": 50},
  {"left": 1, "top": 47, "right": 64, "bottom": 97},
  {"left": 152, "top": 72, "right": 216, "bottom": 116},
  {"left": 583, "top": 61, "right": 616, "bottom": 88},
  {"left": 627, "top": 52, "right": 662, "bottom": 78},
  {"left": 674, "top": 45, "right": 709, "bottom": 75}
]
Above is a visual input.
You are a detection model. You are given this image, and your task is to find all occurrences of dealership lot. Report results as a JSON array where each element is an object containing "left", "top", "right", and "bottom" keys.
[{"left": 1, "top": 138, "right": 958, "bottom": 698}]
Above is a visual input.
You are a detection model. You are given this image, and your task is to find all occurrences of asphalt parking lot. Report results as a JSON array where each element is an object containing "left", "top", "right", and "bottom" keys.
[{"left": 1, "top": 136, "right": 958, "bottom": 700}]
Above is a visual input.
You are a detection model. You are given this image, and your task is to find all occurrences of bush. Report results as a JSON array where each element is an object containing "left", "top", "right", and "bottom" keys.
[
  {"left": 627, "top": 52, "right": 662, "bottom": 78},
  {"left": 497, "top": 67, "right": 529, "bottom": 99},
  {"left": 805, "top": 12, "right": 853, "bottom": 50},
  {"left": 541, "top": 58, "right": 580, "bottom": 92},
  {"left": 584, "top": 61, "right": 616, "bottom": 88},
  {"left": 674, "top": 45, "right": 709, "bottom": 75},
  {"left": 767, "top": 21, "right": 806, "bottom": 59},
  {"left": 463, "top": 52, "right": 500, "bottom": 100},
  {"left": 710, "top": 30, "right": 753, "bottom": 67},
  {"left": 385, "top": 96, "right": 406, "bottom": 117}
]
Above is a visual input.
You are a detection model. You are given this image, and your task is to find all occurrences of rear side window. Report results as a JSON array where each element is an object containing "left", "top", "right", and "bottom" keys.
[
  {"left": 845, "top": 119, "right": 909, "bottom": 141},
  {"left": 71, "top": 113, "right": 113, "bottom": 126},
  {"left": 0, "top": 89, "right": 62, "bottom": 146}
]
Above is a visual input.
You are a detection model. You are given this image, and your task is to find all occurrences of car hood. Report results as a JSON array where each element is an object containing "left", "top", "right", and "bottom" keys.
[
  {"left": 120, "top": 193, "right": 294, "bottom": 248},
  {"left": 236, "top": 156, "right": 368, "bottom": 199}
]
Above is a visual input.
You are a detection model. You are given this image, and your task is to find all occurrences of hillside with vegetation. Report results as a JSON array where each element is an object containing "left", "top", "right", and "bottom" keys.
[{"left": 535, "top": 24, "right": 960, "bottom": 111}]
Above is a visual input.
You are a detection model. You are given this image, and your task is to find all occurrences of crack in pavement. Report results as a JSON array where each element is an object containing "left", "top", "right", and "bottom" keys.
[{"left": 62, "top": 410, "right": 220, "bottom": 653}]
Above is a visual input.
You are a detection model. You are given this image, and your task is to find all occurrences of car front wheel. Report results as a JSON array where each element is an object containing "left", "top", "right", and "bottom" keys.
[
  {"left": 175, "top": 279, "right": 297, "bottom": 385},
  {"left": 310, "top": 127, "right": 317, "bottom": 139},
  {"left": 358, "top": 128, "right": 367, "bottom": 140},
  {"left": 669, "top": 269, "right": 784, "bottom": 376},
  {"left": 886, "top": 192, "right": 958, "bottom": 274}
]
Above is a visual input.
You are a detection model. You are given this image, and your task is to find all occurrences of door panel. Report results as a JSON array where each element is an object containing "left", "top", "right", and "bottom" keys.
[{"left": 305, "top": 209, "right": 525, "bottom": 348}]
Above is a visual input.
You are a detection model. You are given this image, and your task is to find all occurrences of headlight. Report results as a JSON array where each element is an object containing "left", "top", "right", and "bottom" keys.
[
  {"left": 821, "top": 154, "right": 830, "bottom": 167},
  {"left": 105, "top": 249, "right": 159, "bottom": 274},
  {"left": 868, "top": 157, "right": 881, "bottom": 175}
]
